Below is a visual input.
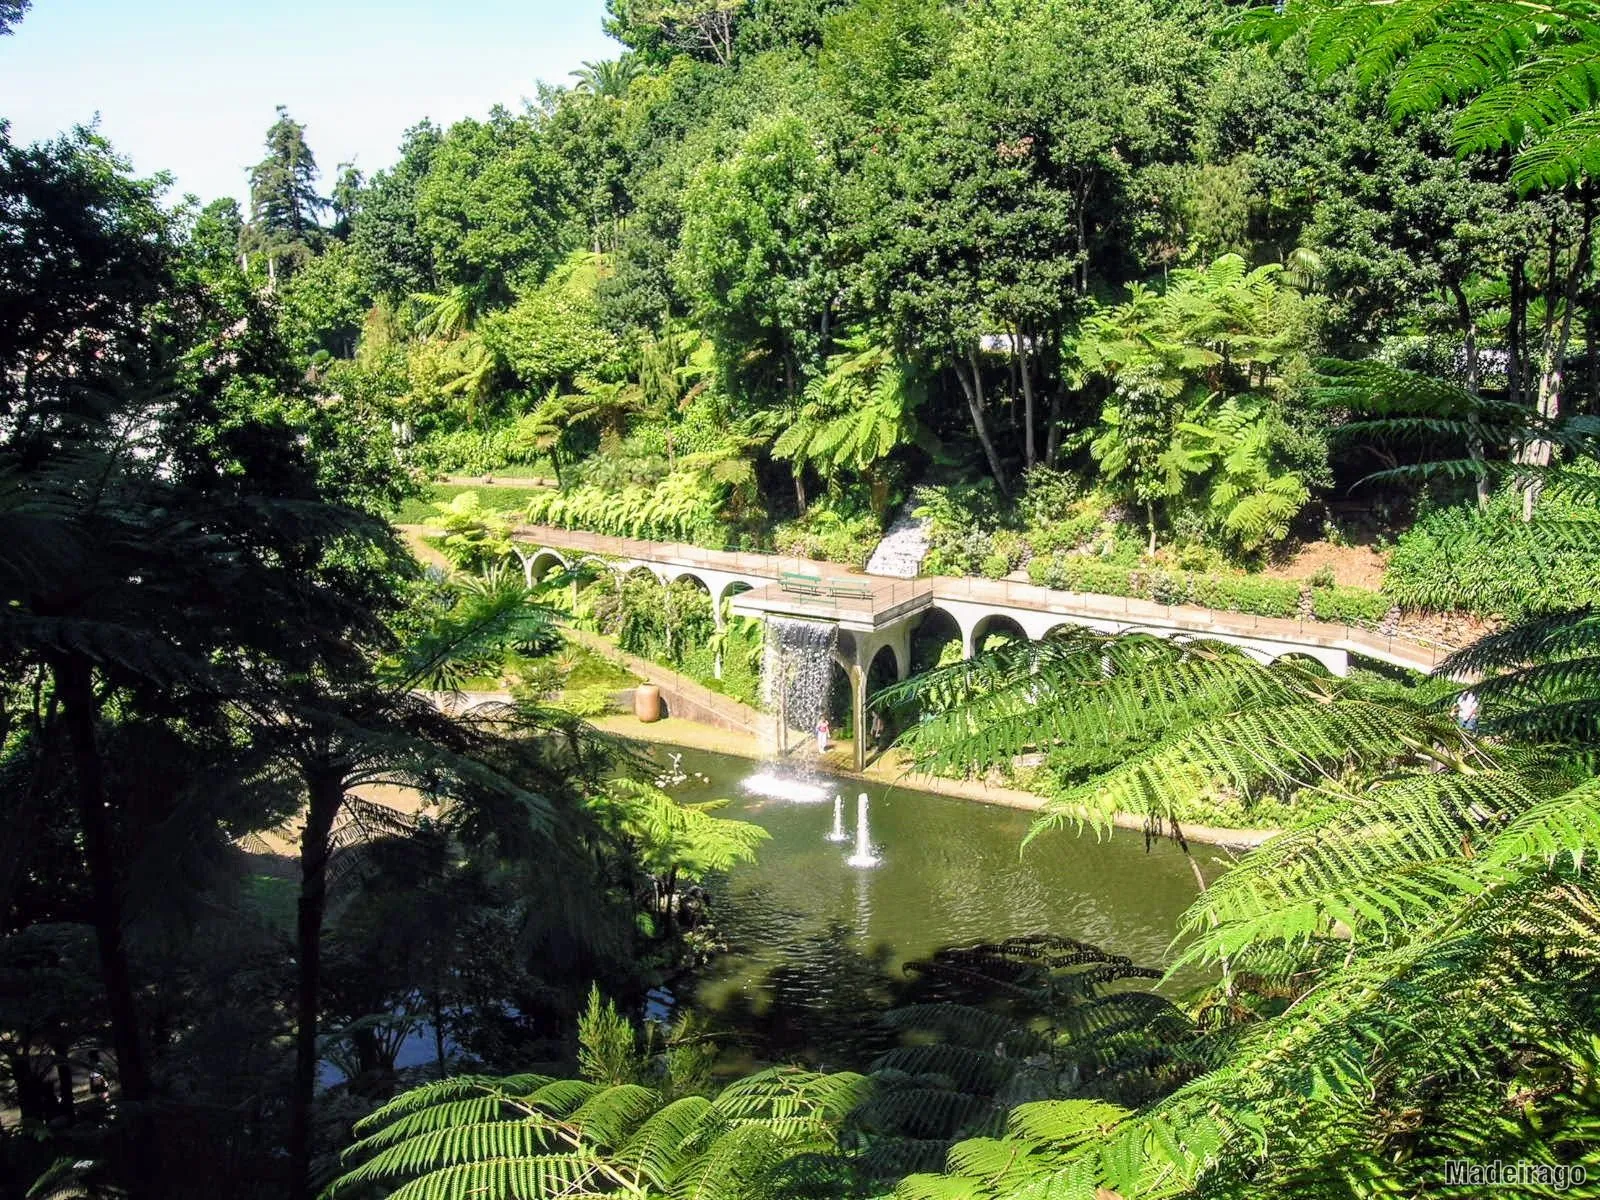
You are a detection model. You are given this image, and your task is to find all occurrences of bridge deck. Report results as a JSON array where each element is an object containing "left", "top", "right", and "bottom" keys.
[{"left": 514, "top": 524, "right": 1454, "bottom": 675}]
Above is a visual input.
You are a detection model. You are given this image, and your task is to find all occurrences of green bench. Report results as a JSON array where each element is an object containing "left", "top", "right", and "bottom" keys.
[
  {"left": 780, "top": 571, "right": 823, "bottom": 596},
  {"left": 826, "top": 579, "right": 874, "bottom": 601}
]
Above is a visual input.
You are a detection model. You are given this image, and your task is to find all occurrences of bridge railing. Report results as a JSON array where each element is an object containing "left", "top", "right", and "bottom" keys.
[
  {"left": 930, "top": 575, "right": 1456, "bottom": 672},
  {"left": 515, "top": 524, "right": 839, "bottom": 580},
  {"left": 516, "top": 524, "right": 1458, "bottom": 672}
]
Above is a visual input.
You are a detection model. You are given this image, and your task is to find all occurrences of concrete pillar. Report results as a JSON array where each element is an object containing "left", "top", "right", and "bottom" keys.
[{"left": 851, "top": 662, "right": 868, "bottom": 772}]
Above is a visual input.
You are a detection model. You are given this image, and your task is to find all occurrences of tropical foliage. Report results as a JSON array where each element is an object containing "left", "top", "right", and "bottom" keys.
[
  {"left": 1078, "top": 256, "right": 1315, "bottom": 552},
  {"left": 15, "top": 1, "right": 1600, "bottom": 1198}
]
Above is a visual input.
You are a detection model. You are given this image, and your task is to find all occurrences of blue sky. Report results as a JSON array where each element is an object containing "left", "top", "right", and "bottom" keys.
[{"left": 0, "top": 0, "right": 619, "bottom": 206}]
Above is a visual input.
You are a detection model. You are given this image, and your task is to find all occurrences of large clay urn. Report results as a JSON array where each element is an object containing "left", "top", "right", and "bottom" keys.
[{"left": 634, "top": 683, "right": 662, "bottom": 723}]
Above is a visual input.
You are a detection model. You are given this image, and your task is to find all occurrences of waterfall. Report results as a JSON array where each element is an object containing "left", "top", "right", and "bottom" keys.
[
  {"left": 825, "top": 793, "right": 849, "bottom": 842},
  {"left": 763, "top": 618, "right": 837, "bottom": 738},
  {"left": 865, "top": 506, "right": 932, "bottom": 578},
  {"left": 846, "top": 792, "right": 880, "bottom": 867}
]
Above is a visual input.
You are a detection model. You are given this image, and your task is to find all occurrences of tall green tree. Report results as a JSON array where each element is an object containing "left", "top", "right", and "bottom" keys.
[
  {"left": 351, "top": 120, "right": 442, "bottom": 302},
  {"left": 1265, "top": 0, "right": 1600, "bottom": 516},
  {"left": 0, "top": 122, "right": 409, "bottom": 1200},
  {"left": 848, "top": 0, "right": 1212, "bottom": 491},
  {"left": 415, "top": 108, "right": 573, "bottom": 300},
  {"left": 244, "top": 105, "right": 326, "bottom": 282},
  {"left": 676, "top": 109, "right": 839, "bottom": 472},
  {"left": 0, "top": 1, "right": 29, "bottom": 34}
]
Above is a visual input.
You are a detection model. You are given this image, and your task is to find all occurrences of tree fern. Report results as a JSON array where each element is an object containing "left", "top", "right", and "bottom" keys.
[
  {"left": 327, "top": 1067, "right": 867, "bottom": 1200},
  {"left": 845, "top": 937, "right": 1197, "bottom": 1190},
  {"left": 1261, "top": 0, "right": 1600, "bottom": 191},
  {"left": 881, "top": 631, "right": 1468, "bottom": 836}
]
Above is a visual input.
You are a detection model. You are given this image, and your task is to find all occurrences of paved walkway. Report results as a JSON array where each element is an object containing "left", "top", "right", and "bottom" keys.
[{"left": 439, "top": 473, "right": 556, "bottom": 489}]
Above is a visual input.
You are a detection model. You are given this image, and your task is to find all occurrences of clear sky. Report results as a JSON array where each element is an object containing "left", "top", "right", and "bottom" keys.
[{"left": 0, "top": 0, "right": 619, "bottom": 206}]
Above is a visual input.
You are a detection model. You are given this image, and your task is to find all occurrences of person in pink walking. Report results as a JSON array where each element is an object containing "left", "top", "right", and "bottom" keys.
[{"left": 815, "top": 716, "right": 830, "bottom": 752}]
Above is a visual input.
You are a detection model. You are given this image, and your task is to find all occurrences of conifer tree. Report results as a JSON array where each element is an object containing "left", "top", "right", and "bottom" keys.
[{"left": 245, "top": 105, "right": 325, "bottom": 282}]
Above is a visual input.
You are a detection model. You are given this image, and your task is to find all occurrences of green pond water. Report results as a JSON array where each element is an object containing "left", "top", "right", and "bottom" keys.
[{"left": 640, "top": 745, "right": 1226, "bottom": 1069}]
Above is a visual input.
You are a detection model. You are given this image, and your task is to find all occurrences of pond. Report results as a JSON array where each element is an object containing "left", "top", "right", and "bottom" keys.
[{"left": 641, "top": 745, "right": 1228, "bottom": 1070}]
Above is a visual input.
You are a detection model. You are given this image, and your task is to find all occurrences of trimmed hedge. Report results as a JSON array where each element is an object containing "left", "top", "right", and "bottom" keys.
[
  {"left": 1026, "top": 555, "right": 1390, "bottom": 626},
  {"left": 1190, "top": 574, "right": 1302, "bottom": 617},
  {"left": 1311, "top": 585, "right": 1393, "bottom": 625}
]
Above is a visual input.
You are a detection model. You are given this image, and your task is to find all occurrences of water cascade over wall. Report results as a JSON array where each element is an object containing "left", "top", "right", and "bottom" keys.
[{"left": 762, "top": 618, "right": 837, "bottom": 737}]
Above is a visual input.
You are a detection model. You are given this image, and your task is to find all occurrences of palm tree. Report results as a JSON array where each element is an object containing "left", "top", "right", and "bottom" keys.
[{"left": 569, "top": 54, "right": 643, "bottom": 99}]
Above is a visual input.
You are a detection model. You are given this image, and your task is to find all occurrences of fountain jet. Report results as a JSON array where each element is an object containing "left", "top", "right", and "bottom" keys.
[
  {"left": 846, "top": 792, "right": 881, "bottom": 867},
  {"left": 742, "top": 771, "right": 828, "bottom": 804},
  {"left": 825, "top": 794, "right": 849, "bottom": 843}
]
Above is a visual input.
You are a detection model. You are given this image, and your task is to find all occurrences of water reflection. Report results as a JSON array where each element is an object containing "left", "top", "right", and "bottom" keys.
[{"left": 642, "top": 746, "right": 1223, "bottom": 1066}]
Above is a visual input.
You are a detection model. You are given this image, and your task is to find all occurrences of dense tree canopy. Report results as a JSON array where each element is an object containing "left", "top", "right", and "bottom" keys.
[{"left": 10, "top": 1, "right": 1600, "bottom": 1197}]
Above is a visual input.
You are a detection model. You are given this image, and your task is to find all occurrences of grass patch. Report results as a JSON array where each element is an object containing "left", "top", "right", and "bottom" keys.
[
  {"left": 393, "top": 483, "right": 539, "bottom": 525},
  {"left": 562, "top": 641, "right": 640, "bottom": 691}
]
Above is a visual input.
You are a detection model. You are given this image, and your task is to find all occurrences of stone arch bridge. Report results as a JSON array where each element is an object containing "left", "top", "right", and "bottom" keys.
[{"left": 513, "top": 525, "right": 1452, "bottom": 770}]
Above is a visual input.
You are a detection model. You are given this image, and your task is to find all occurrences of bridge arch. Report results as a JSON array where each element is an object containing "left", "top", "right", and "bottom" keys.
[
  {"left": 526, "top": 548, "right": 568, "bottom": 582},
  {"left": 668, "top": 570, "right": 712, "bottom": 596},
  {"left": 911, "top": 607, "right": 964, "bottom": 673},
  {"left": 621, "top": 563, "right": 664, "bottom": 586},
  {"left": 968, "top": 613, "right": 1029, "bottom": 658},
  {"left": 667, "top": 567, "right": 709, "bottom": 592}
]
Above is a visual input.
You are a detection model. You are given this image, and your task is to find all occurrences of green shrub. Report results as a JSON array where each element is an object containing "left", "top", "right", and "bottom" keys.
[
  {"left": 1057, "top": 559, "right": 1139, "bottom": 597},
  {"left": 1024, "top": 556, "right": 1384, "bottom": 625},
  {"left": 1147, "top": 571, "right": 1190, "bottom": 606},
  {"left": 410, "top": 426, "right": 544, "bottom": 476},
  {"left": 1026, "top": 557, "right": 1062, "bottom": 587},
  {"left": 990, "top": 529, "right": 1024, "bottom": 568},
  {"left": 527, "top": 474, "right": 731, "bottom": 547},
  {"left": 980, "top": 552, "right": 1011, "bottom": 579},
  {"left": 582, "top": 574, "right": 716, "bottom": 667},
  {"left": 770, "top": 505, "right": 881, "bottom": 568},
  {"left": 1017, "top": 465, "right": 1082, "bottom": 526},
  {"left": 1190, "top": 574, "right": 1301, "bottom": 617},
  {"left": 1386, "top": 485, "right": 1600, "bottom": 616},
  {"left": 1312, "top": 585, "right": 1392, "bottom": 626}
]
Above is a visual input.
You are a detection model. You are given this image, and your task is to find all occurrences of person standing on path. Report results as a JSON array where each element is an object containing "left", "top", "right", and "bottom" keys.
[{"left": 815, "top": 716, "right": 829, "bottom": 752}]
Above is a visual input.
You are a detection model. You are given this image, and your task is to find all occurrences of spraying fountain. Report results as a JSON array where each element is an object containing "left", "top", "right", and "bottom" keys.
[
  {"left": 845, "top": 792, "right": 881, "bottom": 868},
  {"left": 742, "top": 771, "right": 829, "bottom": 804},
  {"left": 739, "top": 617, "right": 843, "bottom": 803},
  {"left": 825, "top": 794, "right": 849, "bottom": 843}
]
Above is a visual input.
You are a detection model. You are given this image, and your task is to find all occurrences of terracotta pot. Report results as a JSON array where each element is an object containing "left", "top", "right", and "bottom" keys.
[{"left": 634, "top": 683, "right": 661, "bottom": 723}]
